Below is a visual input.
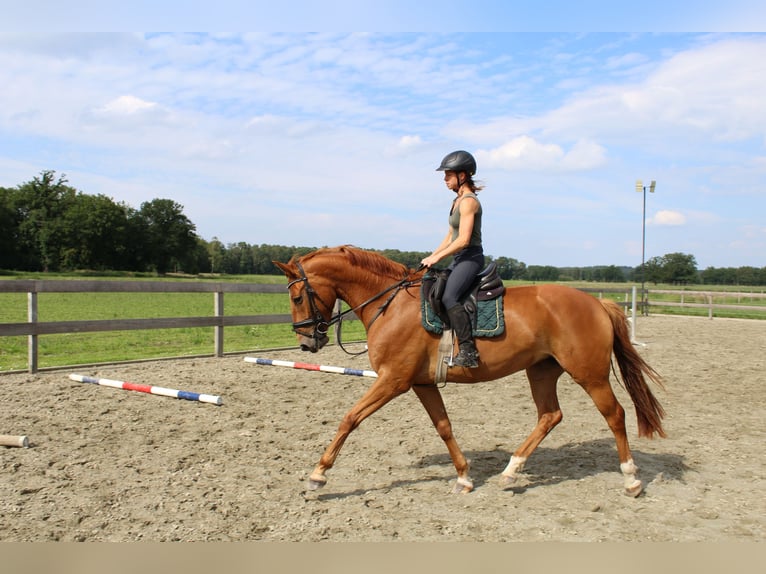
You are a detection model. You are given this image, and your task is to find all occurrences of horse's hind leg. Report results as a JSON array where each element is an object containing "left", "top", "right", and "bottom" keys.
[
  {"left": 578, "top": 377, "right": 643, "bottom": 497},
  {"left": 411, "top": 384, "right": 473, "bottom": 493},
  {"left": 501, "top": 359, "right": 564, "bottom": 488}
]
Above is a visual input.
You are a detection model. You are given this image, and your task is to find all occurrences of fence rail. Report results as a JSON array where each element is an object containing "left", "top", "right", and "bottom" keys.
[
  {"left": 2, "top": 280, "right": 762, "bottom": 373},
  {"left": 647, "top": 289, "right": 766, "bottom": 318},
  {"left": 0, "top": 280, "right": 293, "bottom": 373},
  {"left": 1, "top": 280, "right": 638, "bottom": 374}
]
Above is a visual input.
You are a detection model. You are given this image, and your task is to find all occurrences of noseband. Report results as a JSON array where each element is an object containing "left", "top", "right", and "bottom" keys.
[
  {"left": 287, "top": 262, "right": 335, "bottom": 345},
  {"left": 286, "top": 261, "right": 421, "bottom": 351}
]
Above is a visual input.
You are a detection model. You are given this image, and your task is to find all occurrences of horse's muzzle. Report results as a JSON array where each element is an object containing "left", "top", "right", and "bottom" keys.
[{"left": 299, "top": 333, "right": 329, "bottom": 352}]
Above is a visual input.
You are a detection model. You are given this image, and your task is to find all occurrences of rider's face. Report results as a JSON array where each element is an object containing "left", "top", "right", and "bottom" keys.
[{"left": 443, "top": 170, "right": 461, "bottom": 191}]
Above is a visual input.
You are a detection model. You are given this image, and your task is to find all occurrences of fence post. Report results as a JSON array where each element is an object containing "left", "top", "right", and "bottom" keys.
[
  {"left": 214, "top": 291, "right": 224, "bottom": 356},
  {"left": 708, "top": 294, "right": 713, "bottom": 320},
  {"left": 28, "top": 291, "right": 38, "bottom": 374},
  {"left": 631, "top": 286, "right": 637, "bottom": 342}
]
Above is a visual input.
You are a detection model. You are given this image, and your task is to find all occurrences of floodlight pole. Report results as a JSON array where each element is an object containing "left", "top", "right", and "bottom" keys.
[{"left": 636, "top": 179, "right": 656, "bottom": 315}]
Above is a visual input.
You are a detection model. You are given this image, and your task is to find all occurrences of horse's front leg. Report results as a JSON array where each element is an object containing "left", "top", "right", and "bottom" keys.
[
  {"left": 307, "top": 378, "right": 407, "bottom": 491},
  {"left": 411, "top": 383, "right": 473, "bottom": 493}
]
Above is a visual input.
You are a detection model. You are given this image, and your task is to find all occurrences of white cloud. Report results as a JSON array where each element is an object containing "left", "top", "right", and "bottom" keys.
[
  {"left": 397, "top": 135, "right": 423, "bottom": 150},
  {"left": 461, "top": 36, "right": 766, "bottom": 159},
  {"left": 97, "top": 95, "right": 157, "bottom": 116},
  {"left": 651, "top": 210, "right": 687, "bottom": 226},
  {"left": 245, "top": 114, "right": 324, "bottom": 138},
  {"left": 477, "top": 136, "right": 606, "bottom": 172},
  {"left": 479, "top": 136, "right": 563, "bottom": 170},
  {"left": 0, "top": 32, "right": 764, "bottom": 267},
  {"left": 741, "top": 224, "right": 766, "bottom": 239},
  {"left": 383, "top": 134, "right": 428, "bottom": 158},
  {"left": 582, "top": 38, "right": 766, "bottom": 143},
  {"left": 605, "top": 52, "right": 650, "bottom": 71},
  {"left": 561, "top": 139, "right": 608, "bottom": 170}
]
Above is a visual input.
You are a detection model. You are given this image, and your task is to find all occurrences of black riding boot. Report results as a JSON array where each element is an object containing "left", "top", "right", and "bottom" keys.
[{"left": 446, "top": 304, "right": 480, "bottom": 368}]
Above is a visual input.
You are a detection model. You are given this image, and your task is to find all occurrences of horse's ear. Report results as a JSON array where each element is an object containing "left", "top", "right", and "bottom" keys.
[{"left": 273, "top": 260, "right": 295, "bottom": 279}]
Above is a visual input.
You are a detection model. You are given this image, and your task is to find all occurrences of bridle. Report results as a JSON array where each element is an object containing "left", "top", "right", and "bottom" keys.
[
  {"left": 287, "top": 261, "right": 336, "bottom": 344},
  {"left": 286, "top": 261, "right": 421, "bottom": 354}
]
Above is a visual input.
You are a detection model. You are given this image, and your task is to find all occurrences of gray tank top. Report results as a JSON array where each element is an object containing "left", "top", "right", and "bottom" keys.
[{"left": 448, "top": 192, "right": 482, "bottom": 247}]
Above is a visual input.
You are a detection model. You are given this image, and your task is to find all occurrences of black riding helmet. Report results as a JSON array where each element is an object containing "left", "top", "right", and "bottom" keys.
[{"left": 436, "top": 150, "right": 477, "bottom": 176}]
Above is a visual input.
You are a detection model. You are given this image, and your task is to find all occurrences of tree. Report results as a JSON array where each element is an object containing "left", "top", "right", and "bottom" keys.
[
  {"left": 700, "top": 266, "right": 727, "bottom": 284},
  {"left": 207, "top": 237, "right": 226, "bottom": 273},
  {"left": 494, "top": 256, "right": 526, "bottom": 280},
  {"left": 0, "top": 187, "right": 18, "bottom": 269},
  {"left": 222, "top": 242, "right": 254, "bottom": 274},
  {"left": 700, "top": 265, "right": 766, "bottom": 286},
  {"left": 180, "top": 237, "right": 211, "bottom": 275},
  {"left": 661, "top": 252, "right": 698, "bottom": 284},
  {"left": 601, "top": 265, "right": 626, "bottom": 282},
  {"left": 137, "top": 199, "right": 198, "bottom": 274},
  {"left": 59, "top": 193, "right": 133, "bottom": 270},
  {"left": 379, "top": 249, "right": 430, "bottom": 270},
  {"left": 641, "top": 256, "right": 665, "bottom": 284},
  {"left": 640, "top": 253, "right": 698, "bottom": 284},
  {"left": 13, "top": 171, "right": 77, "bottom": 271},
  {"left": 734, "top": 266, "right": 760, "bottom": 286},
  {"left": 255, "top": 244, "right": 315, "bottom": 274},
  {"left": 526, "top": 265, "right": 559, "bottom": 282}
]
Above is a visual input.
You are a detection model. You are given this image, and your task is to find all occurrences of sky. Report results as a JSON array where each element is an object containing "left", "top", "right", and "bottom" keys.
[{"left": 1, "top": 2, "right": 765, "bottom": 269}]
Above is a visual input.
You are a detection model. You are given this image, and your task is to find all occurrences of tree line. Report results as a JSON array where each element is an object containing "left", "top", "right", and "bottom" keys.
[
  {"left": 0, "top": 171, "right": 202, "bottom": 274},
  {"left": 1, "top": 171, "right": 764, "bottom": 285}
]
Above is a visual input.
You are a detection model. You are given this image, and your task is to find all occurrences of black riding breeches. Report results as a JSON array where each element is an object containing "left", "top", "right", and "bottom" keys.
[{"left": 443, "top": 247, "right": 484, "bottom": 308}]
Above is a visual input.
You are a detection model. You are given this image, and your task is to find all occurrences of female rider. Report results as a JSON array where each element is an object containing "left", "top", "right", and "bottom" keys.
[{"left": 421, "top": 150, "right": 484, "bottom": 368}]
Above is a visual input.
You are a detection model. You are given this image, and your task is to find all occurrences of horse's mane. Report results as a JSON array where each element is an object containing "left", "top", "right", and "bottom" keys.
[{"left": 299, "top": 245, "right": 409, "bottom": 280}]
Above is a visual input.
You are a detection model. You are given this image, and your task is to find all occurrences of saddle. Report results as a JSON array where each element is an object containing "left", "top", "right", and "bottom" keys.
[{"left": 421, "top": 262, "right": 506, "bottom": 337}]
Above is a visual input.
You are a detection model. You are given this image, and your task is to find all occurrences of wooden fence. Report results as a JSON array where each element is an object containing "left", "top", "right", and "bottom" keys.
[
  {"left": 0, "top": 281, "right": 637, "bottom": 374},
  {"left": 648, "top": 289, "right": 766, "bottom": 318},
  {"left": 2, "top": 280, "right": 762, "bottom": 373},
  {"left": 0, "top": 280, "right": 292, "bottom": 373}
]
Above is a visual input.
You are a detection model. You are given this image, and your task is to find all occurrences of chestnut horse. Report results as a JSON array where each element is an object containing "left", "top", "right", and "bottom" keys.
[{"left": 274, "top": 245, "right": 665, "bottom": 496}]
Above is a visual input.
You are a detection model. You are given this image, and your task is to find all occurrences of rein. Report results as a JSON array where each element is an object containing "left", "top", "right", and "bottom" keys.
[{"left": 288, "top": 261, "right": 421, "bottom": 355}]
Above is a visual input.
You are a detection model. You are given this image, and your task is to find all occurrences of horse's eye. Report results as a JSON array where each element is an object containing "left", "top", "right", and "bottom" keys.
[{"left": 292, "top": 295, "right": 303, "bottom": 304}]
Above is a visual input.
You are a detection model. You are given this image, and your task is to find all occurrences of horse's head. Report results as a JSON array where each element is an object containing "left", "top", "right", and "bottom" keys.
[{"left": 274, "top": 258, "right": 335, "bottom": 352}]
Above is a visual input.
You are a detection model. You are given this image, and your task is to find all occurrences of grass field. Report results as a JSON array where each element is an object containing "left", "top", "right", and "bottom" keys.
[
  {"left": 1, "top": 272, "right": 764, "bottom": 372},
  {"left": 0, "top": 273, "right": 367, "bottom": 371}
]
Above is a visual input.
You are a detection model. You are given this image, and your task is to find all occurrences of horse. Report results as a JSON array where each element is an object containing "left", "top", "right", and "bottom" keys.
[{"left": 274, "top": 245, "right": 666, "bottom": 496}]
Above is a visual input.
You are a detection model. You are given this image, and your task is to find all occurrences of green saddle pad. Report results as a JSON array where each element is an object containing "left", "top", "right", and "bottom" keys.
[{"left": 420, "top": 295, "right": 505, "bottom": 338}]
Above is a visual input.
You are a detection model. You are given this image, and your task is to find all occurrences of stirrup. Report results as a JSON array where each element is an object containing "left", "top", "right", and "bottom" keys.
[{"left": 451, "top": 348, "right": 479, "bottom": 368}]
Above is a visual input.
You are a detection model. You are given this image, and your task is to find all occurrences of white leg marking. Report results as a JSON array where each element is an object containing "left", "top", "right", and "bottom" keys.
[
  {"left": 620, "top": 458, "right": 638, "bottom": 476},
  {"left": 620, "top": 458, "right": 642, "bottom": 495},
  {"left": 501, "top": 455, "right": 527, "bottom": 479},
  {"left": 452, "top": 475, "right": 474, "bottom": 494}
]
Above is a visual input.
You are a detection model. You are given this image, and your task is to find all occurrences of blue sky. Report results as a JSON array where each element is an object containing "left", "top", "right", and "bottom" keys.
[{"left": 1, "top": 3, "right": 765, "bottom": 269}]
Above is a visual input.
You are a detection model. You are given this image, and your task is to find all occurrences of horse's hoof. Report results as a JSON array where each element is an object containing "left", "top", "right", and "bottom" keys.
[
  {"left": 307, "top": 475, "right": 327, "bottom": 491},
  {"left": 452, "top": 477, "right": 474, "bottom": 494},
  {"left": 499, "top": 474, "right": 516, "bottom": 489},
  {"left": 624, "top": 480, "right": 643, "bottom": 498}
]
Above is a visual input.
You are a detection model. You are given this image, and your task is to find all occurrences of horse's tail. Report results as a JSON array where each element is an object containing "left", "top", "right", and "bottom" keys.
[{"left": 600, "top": 299, "right": 667, "bottom": 438}]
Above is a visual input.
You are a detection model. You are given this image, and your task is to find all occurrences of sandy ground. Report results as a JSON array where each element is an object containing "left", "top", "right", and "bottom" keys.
[{"left": 0, "top": 315, "right": 764, "bottom": 542}]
